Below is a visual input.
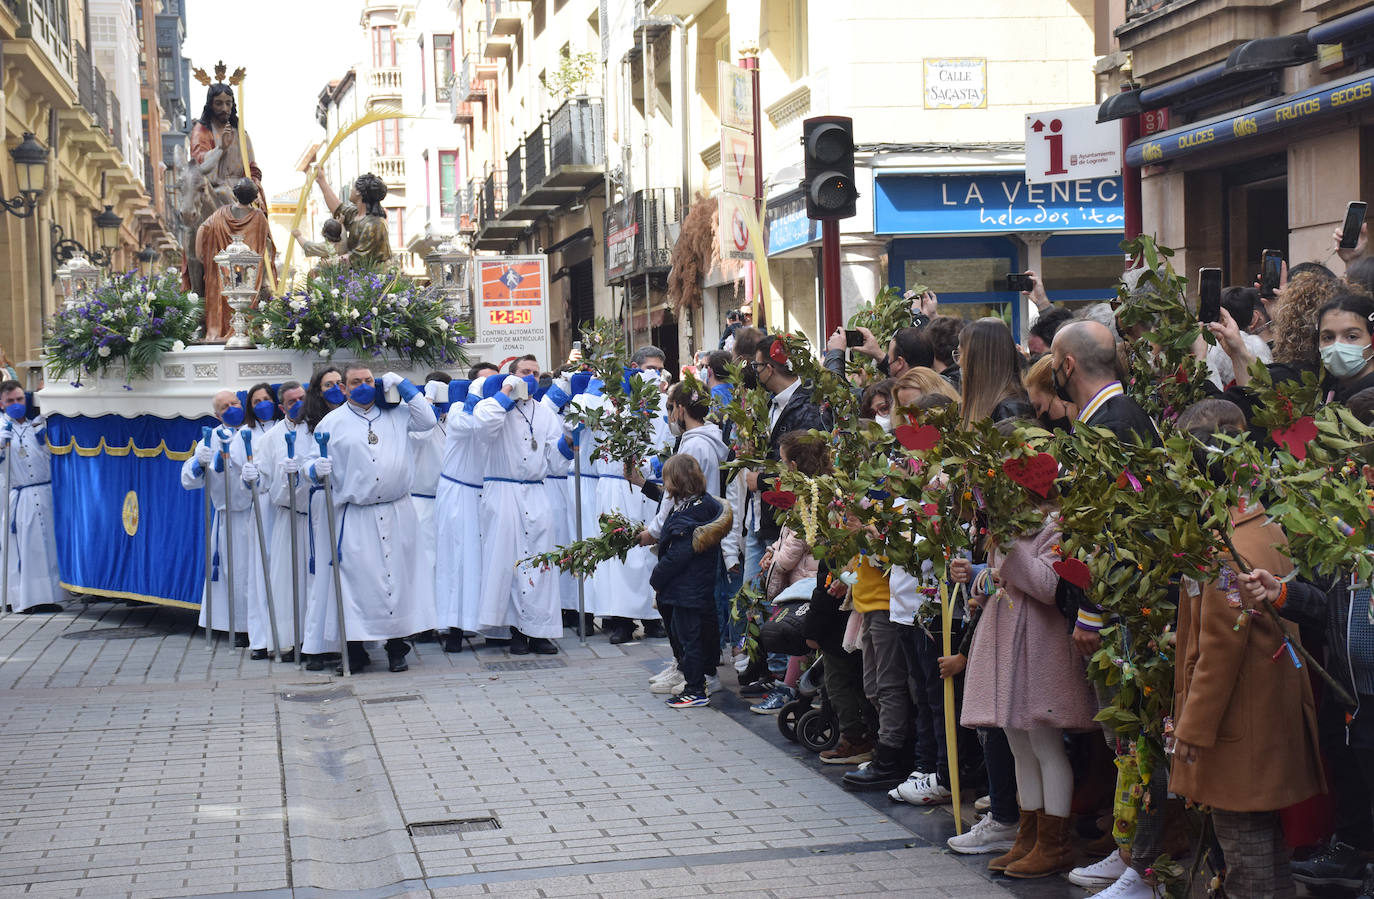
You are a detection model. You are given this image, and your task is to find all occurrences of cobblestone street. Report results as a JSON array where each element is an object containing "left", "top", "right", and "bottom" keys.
[{"left": 0, "top": 599, "right": 1074, "bottom": 898}]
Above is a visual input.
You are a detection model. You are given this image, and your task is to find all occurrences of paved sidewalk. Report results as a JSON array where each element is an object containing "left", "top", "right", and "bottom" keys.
[{"left": 0, "top": 599, "right": 1027, "bottom": 898}]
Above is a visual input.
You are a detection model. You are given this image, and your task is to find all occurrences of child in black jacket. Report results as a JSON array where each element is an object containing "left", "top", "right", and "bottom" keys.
[{"left": 651, "top": 454, "right": 733, "bottom": 708}]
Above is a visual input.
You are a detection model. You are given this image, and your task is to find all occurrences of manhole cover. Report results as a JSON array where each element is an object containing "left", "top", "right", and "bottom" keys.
[
  {"left": 408, "top": 817, "right": 500, "bottom": 836},
  {"left": 62, "top": 627, "right": 167, "bottom": 641},
  {"left": 361, "top": 694, "right": 421, "bottom": 704},
  {"left": 278, "top": 686, "right": 355, "bottom": 703},
  {"left": 481, "top": 658, "right": 566, "bottom": 671}
]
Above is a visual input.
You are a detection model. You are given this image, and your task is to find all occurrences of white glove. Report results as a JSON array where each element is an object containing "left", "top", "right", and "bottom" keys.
[
  {"left": 381, "top": 371, "right": 403, "bottom": 391},
  {"left": 241, "top": 461, "right": 259, "bottom": 485},
  {"left": 312, "top": 457, "right": 334, "bottom": 479},
  {"left": 30, "top": 414, "right": 45, "bottom": 432},
  {"left": 282, "top": 457, "right": 301, "bottom": 476},
  {"left": 196, "top": 443, "right": 215, "bottom": 468}
]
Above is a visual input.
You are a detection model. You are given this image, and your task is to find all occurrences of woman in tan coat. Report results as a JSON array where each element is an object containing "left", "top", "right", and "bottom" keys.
[{"left": 1172, "top": 403, "right": 1326, "bottom": 899}]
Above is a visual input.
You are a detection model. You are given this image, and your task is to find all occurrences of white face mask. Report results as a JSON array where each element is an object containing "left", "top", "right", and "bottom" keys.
[
  {"left": 874, "top": 414, "right": 892, "bottom": 433},
  {"left": 668, "top": 417, "right": 684, "bottom": 438},
  {"left": 697, "top": 366, "right": 710, "bottom": 382}
]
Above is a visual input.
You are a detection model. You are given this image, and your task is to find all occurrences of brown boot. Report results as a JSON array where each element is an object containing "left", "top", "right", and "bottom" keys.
[
  {"left": 988, "top": 810, "right": 1037, "bottom": 872},
  {"left": 1004, "top": 811, "right": 1073, "bottom": 879}
]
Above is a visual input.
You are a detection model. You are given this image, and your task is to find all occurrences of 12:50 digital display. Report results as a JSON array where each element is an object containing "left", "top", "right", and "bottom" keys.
[{"left": 488, "top": 309, "right": 533, "bottom": 325}]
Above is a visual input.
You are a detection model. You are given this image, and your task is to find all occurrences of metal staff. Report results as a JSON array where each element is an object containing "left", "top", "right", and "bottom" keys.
[
  {"left": 219, "top": 429, "right": 239, "bottom": 647},
  {"left": 1, "top": 418, "right": 13, "bottom": 618},
  {"left": 241, "top": 429, "right": 281, "bottom": 661},
  {"left": 285, "top": 429, "right": 303, "bottom": 668},
  {"left": 572, "top": 425, "right": 587, "bottom": 645},
  {"left": 315, "top": 431, "right": 350, "bottom": 676},
  {"left": 200, "top": 426, "right": 214, "bottom": 649}
]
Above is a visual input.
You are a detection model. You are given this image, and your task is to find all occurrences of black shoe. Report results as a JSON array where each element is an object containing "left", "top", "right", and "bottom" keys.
[
  {"left": 413, "top": 630, "right": 438, "bottom": 643},
  {"left": 1356, "top": 863, "right": 1374, "bottom": 899},
  {"left": 18, "top": 603, "right": 62, "bottom": 614},
  {"left": 443, "top": 632, "right": 464, "bottom": 653},
  {"left": 233, "top": 632, "right": 250, "bottom": 648},
  {"left": 607, "top": 619, "right": 635, "bottom": 644},
  {"left": 388, "top": 652, "right": 409, "bottom": 672},
  {"left": 642, "top": 619, "right": 667, "bottom": 638},
  {"left": 305, "top": 655, "right": 325, "bottom": 671},
  {"left": 250, "top": 649, "right": 269, "bottom": 660},
  {"left": 561, "top": 609, "right": 580, "bottom": 629},
  {"left": 739, "top": 679, "right": 776, "bottom": 697},
  {"left": 279, "top": 650, "right": 295, "bottom": 664},
  {"left": 483, "top": 636, "right": 511, "bottom": 647},
  {"left": 842, "top": 743, "right": 909, "bottom": 792},
  {"left": 528, "top": 637, "right": 558, "bottom": 655},
  {"left": 509, "top": 630, "right": 531, "bottom": 655},
  {"left": 1294, "top": 841, "right": 1369, "bottom": 889}
]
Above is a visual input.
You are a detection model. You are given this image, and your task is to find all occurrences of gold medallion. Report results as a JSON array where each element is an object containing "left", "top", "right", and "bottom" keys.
[
  {"left": 121, "top": 490, "right": 140, "bottom": 536},
  {"left": 368, "top": 431, "right": 379, "bottom": 445}
]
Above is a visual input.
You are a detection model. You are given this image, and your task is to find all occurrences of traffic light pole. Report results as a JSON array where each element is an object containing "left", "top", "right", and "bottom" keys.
[{"left": 822, "top": 218, "right": 842, "bottom": 335}]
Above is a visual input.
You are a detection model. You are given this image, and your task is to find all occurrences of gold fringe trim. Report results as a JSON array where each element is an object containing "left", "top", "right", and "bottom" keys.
[
  {"left": 61, "top": 581, "right": 199, "bottom": 610},
  {"left": 47, "top": 438, "right": 195, "bottom": 460}
]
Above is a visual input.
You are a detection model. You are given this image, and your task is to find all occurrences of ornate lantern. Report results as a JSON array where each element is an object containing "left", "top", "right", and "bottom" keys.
[
  {"left": 214, "top": 233, "right": 261, "bottom": 349},
  {"left": 56, "top": 251, "right": 102, "bottom": 308},
  {"left": 424, "top": 237, "right": 471, "bottom": 323}
]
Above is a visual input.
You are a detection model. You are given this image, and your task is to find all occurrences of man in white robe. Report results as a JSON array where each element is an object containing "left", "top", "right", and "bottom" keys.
[
  {"left": 180, "top": 390, "right": 264, "bottom": 646},
  {"left": 0, "top": 382, "right": 61, "bottom": 613},
  {"left": 255, "top": 381, "right": 308, "bottom": 659},
  {"left": 471, "top": 371, "right": 564, "bottom": 654},
  {"left": 304, "top": 365, "right": 437, "bottom": 673},
  {"left": 433, "top": 377, "right": 482, "bottom": 652},
  {"left": 408, "top": 377, "right": 449, "bottom": 640}
]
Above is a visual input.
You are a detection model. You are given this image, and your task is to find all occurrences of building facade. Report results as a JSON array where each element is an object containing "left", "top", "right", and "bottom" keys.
[{"left": 1097, "top": 0, "right": 1374, "bottom": 283}]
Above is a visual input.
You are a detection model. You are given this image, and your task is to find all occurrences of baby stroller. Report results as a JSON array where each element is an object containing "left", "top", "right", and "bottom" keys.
[{"left": 777, "top": 655, "right": 839, "bottom": 752}]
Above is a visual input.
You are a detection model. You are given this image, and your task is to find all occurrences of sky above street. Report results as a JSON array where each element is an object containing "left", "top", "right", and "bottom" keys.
[{"left": 182, "top": 0, "right": 359, "bottom": 200}]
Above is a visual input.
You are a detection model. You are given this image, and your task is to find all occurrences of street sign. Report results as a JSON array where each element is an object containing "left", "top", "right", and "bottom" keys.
[
  {"left": 475, "top": 256, "right": 551, "bottom": 367},
  {"left": 1024, "top": 104, "right": 1122, "bottom": 184},
  {"left": 923, "top": 59, "right": 987, "bottom": 109},
  {"left": 719, "top": 61, "right": 753, "bottom": 132},
  {"left": 718, "top": 194, "right": 755, "bottom": 262},
  {"left": 721, "top": 125, "right": 757, "bottom": 198}
]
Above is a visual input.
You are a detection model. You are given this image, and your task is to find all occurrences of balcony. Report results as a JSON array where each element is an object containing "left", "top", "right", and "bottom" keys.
[
  {"left": 456, "top": 180, "right": 478, "bottom": 233},
  {"left": 1116, "top": 0, "right": 1281, "bottom": 82},
  {"left": 449, "top": 86, "right": 474, "bottom": 124},
  {"left": 367, "top": 66, "right": 403, "bottom": 101},
  {"left": 505, "top": 147, "right": 523, "bottom": 210},
  {"left": 603, "top": 188, "right": 680, "bottom": 285},
  {"left": 458, "top": 55, "right": 491, "bottom": 102},
  {"left": 486, "top": 0, "right": 524, "bottom": 37},
  {"left": 373, "top": 154, "right": 406, "bottom": 187},
  {"left": 109, "top": 93, "right": 123, "bottom": 157},
  {"left": 475, "top": 169, "right": 524, "bottom": 251},
  {"left": 548, "top": 97, "right": 604, "bottom": 182},
  {"left": 13, "top": 0, "right": 73, "bottom": 80},
  {"left": 481, "top": 29, "right": 513, "bottom": 60}
]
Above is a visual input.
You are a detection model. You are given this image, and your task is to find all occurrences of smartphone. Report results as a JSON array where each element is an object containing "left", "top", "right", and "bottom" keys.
[
  {"left": 1260, "top": 249, "right": 1283, "bottom": 299},
  {"left": 1198, "top": 268, "right": 1223, "bottom": 324},
  {"left": 844, "top": 329, "right": 865, "bottom": 347},
  {"left": 1006, "top": 272, "right": 1036, "bottom": 293},
  {"left": 1340, "top": 201, "right": 1367, "bottom": 249},
  {"left": 572, "top": 340, "right": 582, "bottom": 353}
]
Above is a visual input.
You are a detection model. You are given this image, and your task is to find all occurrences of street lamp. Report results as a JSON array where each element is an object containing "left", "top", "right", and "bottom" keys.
[
  {"left": 95, "top": 205, "right": 122, "bottom": 259},
  {"left": 56, "top": 252, "right": 102, "bottom": 308},
  {"left": 214, "top": 232, "right": 261, "bottom": 349},
  {"left": 1, "top": 133, "right": 48, "bottom": 218}
]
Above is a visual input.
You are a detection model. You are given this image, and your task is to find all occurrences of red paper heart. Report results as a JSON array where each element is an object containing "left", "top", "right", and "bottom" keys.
[
  {"left": 761, "top": 490, "right": 796, "bottom": 510},
  {"left": 769, "top": 338, "right": 789, "bottom": 365},
  {"left": 1053, "top": 558, "right": 1092, "bottom": 590},
  {"left": 1271, "top": 416, "right": 1317, "bottom": 461},
  {"left": 894, "top": 424, "right": 940, "bottom": 451},
  {"left": 921, "top": 502, "right": 939, "bottom": 517},
  {"left": 1003, "top": 452, "right": 1058, "bottom": 498}
]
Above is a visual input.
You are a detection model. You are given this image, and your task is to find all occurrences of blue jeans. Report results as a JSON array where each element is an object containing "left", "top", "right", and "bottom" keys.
[
  {"left": 744, "top": 528, "right": 768, "bottom": 589},
  {"left": 714, "top": 558, "right": 744, "bottom": 651},
  {"left": 979, "top": 727, "right": 1019, "bottom": 826}
]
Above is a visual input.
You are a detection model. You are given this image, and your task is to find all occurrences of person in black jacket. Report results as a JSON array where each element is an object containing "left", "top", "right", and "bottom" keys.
[
  {"left": 802, "top": 560, "right": 879, "bottom": 765},
  {"left": 651, "top": 454, "right": 733, "bottom": 709}
]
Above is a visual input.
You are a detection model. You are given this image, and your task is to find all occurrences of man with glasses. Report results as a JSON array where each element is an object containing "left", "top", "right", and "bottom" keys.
[{"left": 826, "top": 325, "right": 934, "bottom": 381}]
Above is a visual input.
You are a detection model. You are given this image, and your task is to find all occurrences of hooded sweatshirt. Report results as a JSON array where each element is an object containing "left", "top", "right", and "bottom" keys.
[{"left": 647, "top": 422, "right": 730, "bottom": 541}]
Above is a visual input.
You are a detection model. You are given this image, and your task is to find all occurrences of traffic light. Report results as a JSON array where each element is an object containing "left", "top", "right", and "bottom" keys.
[{"left": 803, "top": 115, "right": 857, "bottom": 220}]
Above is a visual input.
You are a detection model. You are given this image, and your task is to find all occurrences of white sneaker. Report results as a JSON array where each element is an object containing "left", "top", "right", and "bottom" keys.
[
  {"left": 974, "top": 794, "right": 991, "bottom": 813},
  {"left": 891, "top": 772, "right": 953, "bottom": 805},
  {"left": 649, "top": 660, "right": 679, "bottom": 684},
  {"left": 1093, "top": 868, "right": 1154, "bottom": 899},
  {"left": 668, "top": 674, "right": 722, "bottom": 695},
  {"left": 1069, "top": 849, "right": 1128, "bottom": 888},
  {"left": 650, "top": 670, "right": 685, "bottom": 694},
  {"left": 733, "top": 654, "right": 750, "bottom": 674},
  {"left": 946, "top": 812, "right": 1018, "bottom": 855}
]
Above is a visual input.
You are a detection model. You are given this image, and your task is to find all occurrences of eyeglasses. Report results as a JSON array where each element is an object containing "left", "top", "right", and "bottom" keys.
[{"left": 748, "top": 361, "right": 770, "bottom": 372}]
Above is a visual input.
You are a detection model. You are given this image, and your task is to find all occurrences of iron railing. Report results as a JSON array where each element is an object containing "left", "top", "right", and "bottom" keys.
[
  {"left": 479, "top": 170, "right": 505, "bottom": 230},
  {"left": 549, "top": 97, "right": 604, "bottom": 169},
  {"left": 506, "top": 147, "right": 523, "bottom": 205},
  {"left": 523, "top": 122, "right": 547, "bottom": 189},
  {"left": 109, "top": 93, "right": 123, "bottom": 156}
]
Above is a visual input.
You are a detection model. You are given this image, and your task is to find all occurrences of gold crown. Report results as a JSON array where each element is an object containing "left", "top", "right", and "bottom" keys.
[{"left": 192, "top": 60, "right": 246, "bottom": 88}]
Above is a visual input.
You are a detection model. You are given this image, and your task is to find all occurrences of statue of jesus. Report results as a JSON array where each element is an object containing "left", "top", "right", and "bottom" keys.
[
  {"left": 180, "top": 74, "right": 265, "bottom": 298},
  {"left": 196, "top": 178, "right": 276, "bottom": 341}
]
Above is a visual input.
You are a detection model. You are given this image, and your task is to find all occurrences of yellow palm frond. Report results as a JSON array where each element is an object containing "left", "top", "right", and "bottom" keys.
[{"left": 276, "top": 106, "right": 411, "bottom": 294}]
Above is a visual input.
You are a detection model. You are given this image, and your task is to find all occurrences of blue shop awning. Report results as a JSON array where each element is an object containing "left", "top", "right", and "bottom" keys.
[{"left": 1125, "top": 68, "right": 1374, "bottom": 167}]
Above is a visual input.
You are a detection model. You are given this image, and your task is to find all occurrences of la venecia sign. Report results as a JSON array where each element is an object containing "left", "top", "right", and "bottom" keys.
[{"left": 874, "top": 172, "right": 1125, "bottom": 235}]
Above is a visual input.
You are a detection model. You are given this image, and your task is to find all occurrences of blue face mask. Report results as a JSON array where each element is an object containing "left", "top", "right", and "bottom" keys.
[
  {"left": 349, "top": 382, "right": 376, "bottom": 406},
  {"left": 4, "top": 402, "right": 25, "bottom": 421},
  {"left": 323, "top": 384, "right": 345, "bottom": 405},
  {"left": 435, "top": 402, "right": 451, "bottom": 416},
  {"left": 252, "top": 400, "right": 276, "bottom": 422},
  {"left": 522, "top": 375, "right": 538, "bottom": 395},
  {"left": 288, "top": 399, "right": 304, "bottom": 421},
  {"left": 221, "top": 405, "right": 245, "bottom": 427}
]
